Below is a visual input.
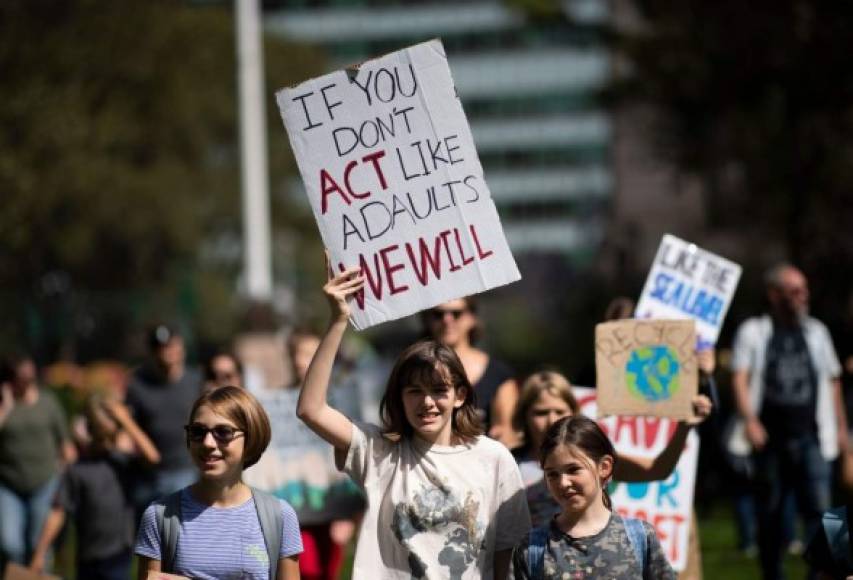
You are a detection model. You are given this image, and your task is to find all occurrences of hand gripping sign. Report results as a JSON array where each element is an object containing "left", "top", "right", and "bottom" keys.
[{"left": 277, "top": 39, "right": 520, "bottom": 330}]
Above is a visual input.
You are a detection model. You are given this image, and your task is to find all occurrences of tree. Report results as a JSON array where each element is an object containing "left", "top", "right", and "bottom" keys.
[{"left": 0, "top": 0, "right": 324, "bottom": 359}]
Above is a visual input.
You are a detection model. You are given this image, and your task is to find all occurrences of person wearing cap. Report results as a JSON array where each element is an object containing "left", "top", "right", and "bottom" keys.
[{"left": 126, "top": 324, "right": 203, "bottom": 520}]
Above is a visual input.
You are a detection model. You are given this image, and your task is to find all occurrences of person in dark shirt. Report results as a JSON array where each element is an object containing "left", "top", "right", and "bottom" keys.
[
  {"left": 29, "top": 393, "right": 160, "bottom": 579},
  {"left": 126, "top": 324, "right": 203, "bottom": 518},
  {"left": 730, "top": 264, "right": 847, "bottom": 580}
]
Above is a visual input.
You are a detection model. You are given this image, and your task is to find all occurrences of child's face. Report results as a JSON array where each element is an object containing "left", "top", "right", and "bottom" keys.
[
  {"left": 527, "top": 390, "right": 573, "bottom": 444},
  {"left": 187, "top": 404, "right": 245, "bottom": 482},
  {"left": 401, "top": 368, "right": 466, "bottom": 446},
  {"left": 543, "top": 444, "right": 613, "bottom": 515}
]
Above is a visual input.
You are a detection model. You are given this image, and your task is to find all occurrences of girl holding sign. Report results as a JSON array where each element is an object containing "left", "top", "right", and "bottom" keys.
[
  {"left": 512, "top": 415, "right": 676, "bottom": 579},
  {"left": 512, "top": 371, "right": 712, "bottom": 527},
  {"left": 298, "top": 266, "right": 530, "bottom": 580}
]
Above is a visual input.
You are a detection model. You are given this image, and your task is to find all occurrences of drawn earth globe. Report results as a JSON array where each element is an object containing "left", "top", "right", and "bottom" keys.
[{"left": 624, "top": 345, "right": 681, "bottom": 402}]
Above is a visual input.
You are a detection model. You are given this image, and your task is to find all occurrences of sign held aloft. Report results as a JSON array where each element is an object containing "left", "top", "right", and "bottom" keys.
[
  {"left": 635, "top": 234, "right": 741, "bottom": 348},
  {"left": 595, "top": 319, "right": 697, "bottom": 419},
  {"left": 277, "top": 39, "right": 520, "bottom": 330}
]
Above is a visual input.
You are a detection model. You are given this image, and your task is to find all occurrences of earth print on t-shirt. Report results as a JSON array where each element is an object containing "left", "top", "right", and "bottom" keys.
[{"left": 392, "top": 473, "right": 486, "bottom": 579}]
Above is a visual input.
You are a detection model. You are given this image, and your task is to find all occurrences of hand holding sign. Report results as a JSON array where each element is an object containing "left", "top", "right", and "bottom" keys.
[
  {"left": 278, "top": 39, "right": 520, "bottom": 330},
  {"left": 323, "top": 253, "right": 365, "bottom": 322}
]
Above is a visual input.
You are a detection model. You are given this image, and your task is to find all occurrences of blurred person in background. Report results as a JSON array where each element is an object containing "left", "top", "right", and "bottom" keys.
[
  {"left": 729, "top": 263, "right": 847, "bottom": 580},
  {"left": 203, "top": 350, "right": 244, "bottom": 392},
  {"left": 244, "top": 328, "right": 365, "bottom": 580},
  {"left": 421, "top": 297, "right": 519, "bottom": 446},
  {"left": 126, "top": 324, "right": 203, "bottom": 520},
  {"left": 0, "top": 354, "right": 76, "bottom": 568},
  {"left": 29, "top": 392, "right": 160, "bottom": 579}
]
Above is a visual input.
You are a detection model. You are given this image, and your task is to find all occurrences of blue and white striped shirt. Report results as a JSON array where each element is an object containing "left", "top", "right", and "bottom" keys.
[{"left": 135, "top": 487, "right": 303, "bottom": 579}]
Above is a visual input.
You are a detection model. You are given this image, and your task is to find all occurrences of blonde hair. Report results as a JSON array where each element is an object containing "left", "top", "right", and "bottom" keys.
[{"left": 513, "top": 371, "right": 579, "bottom": 442}]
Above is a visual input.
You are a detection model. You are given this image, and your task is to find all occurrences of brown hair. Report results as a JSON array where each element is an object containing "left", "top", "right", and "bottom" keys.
[
  {"left": 539, "top": 415, "right": 617, "bottom": 510},
  {"left": 603, "top": 296, "right": 635, "bottom": 322},
  {"left": 187, "top": 385, "right": 271, "bottom": 469},
  {"left": 513, "top": 371, "right": 580, "bottom": 440},
  {"left": 379, "top": 340, "right": 483, "bottom": 442}
]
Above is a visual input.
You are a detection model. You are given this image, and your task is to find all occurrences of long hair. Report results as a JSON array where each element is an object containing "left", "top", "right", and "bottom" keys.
[
  {"left": 379, "top": 340, "right": 483, "bottom": 442},
  {"left": 539, "top": 415, "right": 617, "bottom": 510}
]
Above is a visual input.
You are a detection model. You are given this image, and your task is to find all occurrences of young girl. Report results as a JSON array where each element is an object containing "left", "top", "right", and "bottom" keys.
[
  {"left": 512, "top": 415, "right": 676, "bottom": 579},
  {"left": 30, "top": 393, "right": 160, "bottom": 579},
  {"left": 512, "top": 371, "right": 712, "bottom": 527},
  {"left": 297, "top": 267, "right": 531, "bottom": 579},
  {"left": 135, "top": 386, "right": 303, "bottom": 580}
]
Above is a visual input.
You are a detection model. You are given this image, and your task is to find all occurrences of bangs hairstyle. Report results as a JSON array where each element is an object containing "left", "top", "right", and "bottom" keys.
[
  {"left": 380, "top": 340, "right": 483, "bottom": 442},
  {"left": 187, "top": 385, "right": 271, "bottom": 469},
  {"left": 539, "top": 415, "right": 617, "bottom": 510},
  {"left": 513, "top": 371, "right": 580, "bottom": 437}
]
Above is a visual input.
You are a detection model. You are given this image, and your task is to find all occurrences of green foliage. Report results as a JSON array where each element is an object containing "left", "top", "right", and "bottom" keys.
[
  {"left": 0, "top": 0, "right": 323, "bottom": 358},
  {"left": 610, "top": 1, "right": 853, "bottom": 307}
]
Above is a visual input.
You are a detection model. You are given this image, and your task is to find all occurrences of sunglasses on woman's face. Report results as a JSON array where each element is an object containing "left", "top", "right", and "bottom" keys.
[
  {"left": 184, "top": 423, "right": 244, "bottom": 443},
  {"left": 428, "top": 308, "right": 467, "bottom": 321}
]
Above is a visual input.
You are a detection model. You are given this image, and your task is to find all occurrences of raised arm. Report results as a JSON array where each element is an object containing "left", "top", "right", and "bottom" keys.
[
  {"left": 105, "top": 399, "right": 161, "bottom": 465},
  {"left": 613, "top": 394, "right": 712, "bottom": 482},
  {"left": 296, "top": 265, "right": 364, "bottom": 452}
]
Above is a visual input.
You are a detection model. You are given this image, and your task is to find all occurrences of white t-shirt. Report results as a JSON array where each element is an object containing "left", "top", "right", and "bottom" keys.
[{"left": 340, "top": 422, "right": 531, "bottom": 579}]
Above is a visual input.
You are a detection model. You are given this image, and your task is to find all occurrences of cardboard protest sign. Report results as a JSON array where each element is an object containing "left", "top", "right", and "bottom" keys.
[
  {"left": 3, "top": 564, "right": 60, "bottom": 580},
  {"left": 277, "top": 39, "right": 520, "bottom": 330},
  {"left": 575, "top": 387, "right": 698, "bottom": 572},
  {"left": 635, "top": 234, "right": 741, "bottom": 349},
  {"left": 596, "top": 319, "right": 697, "bottom": 418}
]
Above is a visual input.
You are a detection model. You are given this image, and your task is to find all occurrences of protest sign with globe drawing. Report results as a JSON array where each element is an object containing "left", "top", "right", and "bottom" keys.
[{"left": 595, "top": 319, "right": 697, "bottom": 418}]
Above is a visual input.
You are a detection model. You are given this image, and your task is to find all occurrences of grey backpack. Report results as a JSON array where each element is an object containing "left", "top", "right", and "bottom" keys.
[{"left": 154, "top": 487, "right": 283, "bottom": 580}]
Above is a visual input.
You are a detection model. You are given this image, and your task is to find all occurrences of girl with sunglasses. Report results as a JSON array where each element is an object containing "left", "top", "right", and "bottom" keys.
[
  {"left": 135, "top": 386, "right": 303, "bottom": 579},
  {"left": 298, "top": 267, "right": 531, "bottom": 579},
  {"left": 422, "top": 297, "right": 519, "bottom": 446}
]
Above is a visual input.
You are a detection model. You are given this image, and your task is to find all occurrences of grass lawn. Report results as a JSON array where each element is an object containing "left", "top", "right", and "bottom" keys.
[{"left": 699, "top": 503, "right": 807, "bottom": 579}]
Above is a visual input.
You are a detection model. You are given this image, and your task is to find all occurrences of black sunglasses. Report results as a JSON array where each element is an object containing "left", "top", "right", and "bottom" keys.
[
  {"left": 428, "top": 308, "right": 467, "bottom": 321},
  {"left": 184, "top": 423, "right": 244, "bottom": 443}
]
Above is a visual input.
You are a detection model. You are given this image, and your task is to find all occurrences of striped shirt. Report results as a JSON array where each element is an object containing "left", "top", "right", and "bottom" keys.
[{"left": 135, "top": 487, "right": 302, "bottom": 579}]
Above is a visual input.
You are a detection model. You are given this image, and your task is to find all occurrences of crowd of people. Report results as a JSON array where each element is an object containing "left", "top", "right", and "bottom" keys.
[{"left": 0, "top": 260, "right": 849, "bottom": 579}]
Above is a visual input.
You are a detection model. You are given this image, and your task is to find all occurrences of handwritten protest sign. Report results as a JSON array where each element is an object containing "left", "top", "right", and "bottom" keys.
[
  {"left": 277, "top": 39, "right": 520, "bottom": 329},
  {"left": 635, "top": 234, "right": 741, "bottom": 349},
  {"left": 575, "top": 387, "right": 698, "bottom": 572},
  {"left": 596, "top": 319, "right": 697, "bottom": 418}
]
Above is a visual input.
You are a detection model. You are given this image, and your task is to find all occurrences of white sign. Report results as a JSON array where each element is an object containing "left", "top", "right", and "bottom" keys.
[
  {"left": 277, "top": 39, "right": 520, "bottom": 330},
  {"left": 575, "top": 387, "right": 698, "bottom": 572},
  {"left": 635, "top": 234, "right": 741, "bottom": 348}
]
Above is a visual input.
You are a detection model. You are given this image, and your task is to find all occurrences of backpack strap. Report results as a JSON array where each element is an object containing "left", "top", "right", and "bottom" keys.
[
  {"left": 251, "top": 487, "right": 283, "bottom": 580},
  {"left": 155, "top": 490, "right": 183, "bottom": 573},
  {"left": 525, "top": 526, "right": 550, "bottom": 580},
  {"left": 623, "top": 517, "right": 647, "bottom": 573},
  {"left": 822, "top": 505, "right": 852, "bottom": 571}
]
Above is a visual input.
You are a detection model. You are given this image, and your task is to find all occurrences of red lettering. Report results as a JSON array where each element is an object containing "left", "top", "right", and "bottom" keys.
[
  {"left": 320, "top": 169, "right": 351, "bottom": 215},
  {"left": 380, "top": 245, "right": 409, "bottom": 295},
  {"left": 643, "top": 417, "right": 662, "bottom": 447},
  {"left": 470, "top": 224, "right": 494, "bottom": 259},
  {"left": 362, "top": 150, "right": 388, "bottom": 190},
  {"left": 343, "top": 160, "right": 369, "bottom": 199},
  {"left": 653, "top": 513, "right": 686, "bottom": 562},
  {"left": 440, "top": 230, "right": 461, "bottom": 272},
  {"left": 454, "top": 228, "right": 474, "bottom": 266},
  {"left": 339, "top": 255, "right": 383, "bottom": 310},
  {"left": 614, "top": 416, "right": 639, "bottom": 447},
  {"left": 405, "top": 236, "right": 443, "bottom": 286}
]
